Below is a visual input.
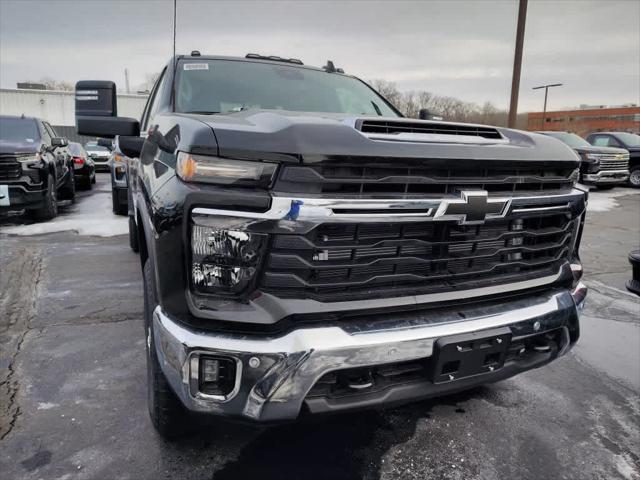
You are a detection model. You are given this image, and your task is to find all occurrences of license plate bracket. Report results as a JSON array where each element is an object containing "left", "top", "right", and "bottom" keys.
[{"left": 431, "top": 327, "right": 512, "bottom": 383}]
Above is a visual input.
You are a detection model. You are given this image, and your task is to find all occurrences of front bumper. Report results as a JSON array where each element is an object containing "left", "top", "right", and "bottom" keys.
[
  {"left": 582, "top": 170, "right": 629, "bottom": 184},
  {"left": 153, "top": 283, "right": 587, "bottom": 422},
  {"left": 0, "top": 184, "right": 47, "bottom": 213},
  {"left": 92, "top": 159, "right": 110, "bottom": 171}
]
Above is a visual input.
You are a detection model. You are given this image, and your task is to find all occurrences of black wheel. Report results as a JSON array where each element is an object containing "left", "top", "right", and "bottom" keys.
[
  {"left": 629, "top": 166, "right": 640, "bottom": 189},
  {"left": 144, "top": 260, "right": 188, "bottom": 439},
  {"left": 91, "top": 172, "right": 96, "bottom": 184},
  {"left": 112, "top": 189, "right": 127, "bottom": 216},
  {"left": 30, "top": 174, "right": 57, "bottom": 221},
  {"left": 129, "top": 216, "right": 139, "bottom": 253},
  {"left": 59, "top": 171, "right": 76, "bottom": 203}
]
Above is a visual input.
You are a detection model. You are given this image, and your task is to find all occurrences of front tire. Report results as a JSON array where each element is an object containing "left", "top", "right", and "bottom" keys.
[
  {"left": 30, "top": 174, "right": 57, "bottom": 221},
  {"left": 629, "top": 166, "right": 640, "bottom": 188},
  {"left": 143, "top": 260, "right": 188, "bottom": 440}
]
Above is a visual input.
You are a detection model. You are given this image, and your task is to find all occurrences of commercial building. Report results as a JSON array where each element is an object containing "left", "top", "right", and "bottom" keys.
[
  {"left": 527, "top": 105, "right": 640, "bottom": 137},
  {"left": 0, "top": 88, "right": 148, "bottom": 143}
]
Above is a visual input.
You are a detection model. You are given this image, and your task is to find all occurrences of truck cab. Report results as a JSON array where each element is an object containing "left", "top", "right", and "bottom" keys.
[{"left": 75, "top": 53, "right": 587, "bottom": 439}]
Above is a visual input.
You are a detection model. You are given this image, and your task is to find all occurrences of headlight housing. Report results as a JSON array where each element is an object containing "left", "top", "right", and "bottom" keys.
[
  {"left": 584, "top": 153, "right": 601, "bottom": 162},
  {"left": 190, "top": 216, "right": 267, "bottom": 295},
  {"left": 17, "top": 153, "right": 42, "bottom": 167},
  {"left": 177, "top": 152, "right": 277, "bottom": 188}
]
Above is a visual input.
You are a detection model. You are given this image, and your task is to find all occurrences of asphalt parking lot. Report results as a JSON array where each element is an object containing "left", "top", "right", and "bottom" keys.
[{"left": 1, "top": 173, "right": 639, "bottom": 480}]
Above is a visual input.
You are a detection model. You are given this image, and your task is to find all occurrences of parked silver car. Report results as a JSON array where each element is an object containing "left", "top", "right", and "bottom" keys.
[{"left": 84, "top": 140, "right": 111, "bottom": 172}]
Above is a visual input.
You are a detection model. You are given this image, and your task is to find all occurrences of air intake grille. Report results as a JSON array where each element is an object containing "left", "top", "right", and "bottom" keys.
[
  {"left": 359, "top": 120, "right": 502, "bottom": 139},
  {"left": 276, "top": 163, "right": 578, "bottom": 196},
  {"left": 259, "top": 212, "right": 578, "bottom": 301}
]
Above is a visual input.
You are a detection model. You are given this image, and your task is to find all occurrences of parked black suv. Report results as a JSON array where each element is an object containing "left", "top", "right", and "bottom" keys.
[
  {"left": 586, "top": 132, "right": 640, "bottom": 188},
  {"left": 538, "top": 131, "right": 629, "bottom": 188},
  {"left": 0, "top": 115, "right": 75, "bottom": 220},
  {"left": 75, "top": 53, "right": 587, "bottom": 439}
]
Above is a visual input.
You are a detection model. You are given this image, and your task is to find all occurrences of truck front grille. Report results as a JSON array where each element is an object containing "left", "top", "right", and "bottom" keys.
[
  {"left": 260, "top": 212, "right": 578, "bottom": 301},
  {"left": 599, "top": 156, "right": 629, "bottom": 171},
  {"left": 275, "top": 163, "right": 578, "bottom": 196},
  {"left": 0, "top": 157, "right": 21, "bottom": 180}
]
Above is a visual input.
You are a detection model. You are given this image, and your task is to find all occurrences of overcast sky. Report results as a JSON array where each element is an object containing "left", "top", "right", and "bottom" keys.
[{"left": 1, "top": 0, "right": 638, "bottom": 111}]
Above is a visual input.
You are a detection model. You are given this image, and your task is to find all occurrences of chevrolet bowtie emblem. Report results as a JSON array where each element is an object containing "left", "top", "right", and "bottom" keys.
[{"left": 433, "top": 191, "right": 511, "bottom": 225}]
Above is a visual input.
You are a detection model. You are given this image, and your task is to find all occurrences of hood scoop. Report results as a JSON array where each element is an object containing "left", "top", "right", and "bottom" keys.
[{"left": 357, "top": 119, "right": 505, "bottom": 144}]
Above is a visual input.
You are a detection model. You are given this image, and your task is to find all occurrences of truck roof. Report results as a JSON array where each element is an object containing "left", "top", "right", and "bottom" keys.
[{"left": 173, "top": 54, "right": 344, "bottom": 75}]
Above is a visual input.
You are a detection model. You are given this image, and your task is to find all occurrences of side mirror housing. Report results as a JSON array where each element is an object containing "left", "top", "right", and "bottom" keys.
[
  {"left": 97, "top": 138, "right": 114, "bottom": 150},
  {"left": 51, "top": 137, "right": 68, "bottom": 147},
  {"left": 118, "top": 136, "right": 145, "bottom": 159},
  {"left": 419, "top": 108, "right": 443, "bottom": 121},
  {"left": 75, "top": 80, "right": 140, "bottom": 138}
]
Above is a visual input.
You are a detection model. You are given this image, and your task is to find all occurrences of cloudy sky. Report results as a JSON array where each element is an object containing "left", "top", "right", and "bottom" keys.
[{"left": 1, "top": 0, "right": 638, "bottom": 112}]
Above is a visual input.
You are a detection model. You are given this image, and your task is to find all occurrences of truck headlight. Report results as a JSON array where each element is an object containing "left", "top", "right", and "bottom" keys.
[
  {"left": 190, "top": 217, "right": 266, "bottom": 295},
  {"left": 584, "top": 153, "right": 600, "bottom": 162},
  {"left": 17, "top": 153, "right": 42, "bottom": 167},
  {"left": 177, "top": 152, "right": 277, "bottom": 188}
]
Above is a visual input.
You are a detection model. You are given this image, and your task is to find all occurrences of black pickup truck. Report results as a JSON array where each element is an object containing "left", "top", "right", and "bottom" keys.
[
  {"left": 0, "top": 115, "right": 75, "bottom": 220},
  {"left": 75, "top": 53, "right": 588, "bottom": 439},
  {"left": 586, "top": 132, "right": 640, "bottom": 188}
]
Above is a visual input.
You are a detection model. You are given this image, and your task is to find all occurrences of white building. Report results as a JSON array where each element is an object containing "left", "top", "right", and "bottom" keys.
[{"left": 0, "top": 88, "right": 148, "bottom": 142}]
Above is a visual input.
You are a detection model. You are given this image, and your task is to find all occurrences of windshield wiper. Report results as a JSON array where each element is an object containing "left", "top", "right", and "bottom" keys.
[
  {"left": 183, "top": 111, "right": 220, "bottom": 115},
  {"left": 370, "top": 101, "right": 383, "bottom": 116}
]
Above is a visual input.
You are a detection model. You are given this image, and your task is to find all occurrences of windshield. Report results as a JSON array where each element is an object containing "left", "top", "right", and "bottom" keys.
[
  {"left": 0, "top": 117, "right": 40, "bottom": 143},
  {"left": 544, "top": 132, "right": 591, "bottom": 148},
  {"left": 615, "top": 132, "right": 640, "bottom": 147},
  {"left": 176, "top": 59, "right": 399, "bottom": 117},
  {"left": 85, "top": 142, "right": 109, "bottom": 152},
  {"left": 69, "top": 143, "right": 85, "bottom": 156}
]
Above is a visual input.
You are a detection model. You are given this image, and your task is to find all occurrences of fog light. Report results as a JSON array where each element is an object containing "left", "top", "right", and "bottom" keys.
[{"left": 198, "top": 356, "right": 237, "bottom": 396}]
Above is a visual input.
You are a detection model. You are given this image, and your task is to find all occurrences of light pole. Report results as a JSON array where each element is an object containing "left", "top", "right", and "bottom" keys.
[
  {"left": 508, "top": 0, "right": 528, "bottom": 128},
  {"left": 532, "top": 83, "right": 563, "bottom": 130}
]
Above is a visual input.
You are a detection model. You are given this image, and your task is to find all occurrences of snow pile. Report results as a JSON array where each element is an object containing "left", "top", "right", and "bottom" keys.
[
  {"left": 587, "top": 187, "right": 640, "bottom": 213},
  {"left": 0, "top": 190, "right": 127, "bottom": 237}
]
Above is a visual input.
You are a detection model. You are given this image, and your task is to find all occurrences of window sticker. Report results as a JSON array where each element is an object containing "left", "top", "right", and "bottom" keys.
[{"left": 183, "top": 63, "right": 209, "bottom": 71}]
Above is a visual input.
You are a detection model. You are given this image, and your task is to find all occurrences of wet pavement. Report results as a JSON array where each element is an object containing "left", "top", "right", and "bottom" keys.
[{"left": 1, "top": 175, "right": 639, "bottom": 480}]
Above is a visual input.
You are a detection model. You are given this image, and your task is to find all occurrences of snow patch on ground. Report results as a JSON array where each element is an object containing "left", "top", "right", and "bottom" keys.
[
  {"left": 0, "top": 191, "right": 127, "bottom": 237},
  {"left": 587, "top": 187, "right": 640, "bottom": 213}
]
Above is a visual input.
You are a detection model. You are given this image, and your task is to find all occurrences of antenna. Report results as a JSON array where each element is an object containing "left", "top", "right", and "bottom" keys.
[
  {"left": 173, "top": 0, "right": 177, "bottom": 62},
  {"left": 171, "top": 0, "right": 177, "bottom": 111}
]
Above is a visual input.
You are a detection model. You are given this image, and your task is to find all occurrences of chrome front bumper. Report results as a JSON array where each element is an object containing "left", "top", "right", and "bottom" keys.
[
  {"left": 153, "top": 283, "right": 587, "bottom": 422},
  {"left": 583, "top": 170, "right": 629, "bottom": 184}
]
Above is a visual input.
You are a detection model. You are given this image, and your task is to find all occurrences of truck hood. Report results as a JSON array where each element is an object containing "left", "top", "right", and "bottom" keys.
[
  {"left": 183, "top": 110, "right": 580, "bottom": 165},
  {"left": 573, "top": 145, "right": 628, "bottom": 155},
  {"left": 0, "top": 140, "right": 40, "bottom": 156}
]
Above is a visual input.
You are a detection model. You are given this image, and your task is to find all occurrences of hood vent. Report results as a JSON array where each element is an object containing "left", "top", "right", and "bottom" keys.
[{"left": 358, "top": 120, "right": 502, "bottom": 140}]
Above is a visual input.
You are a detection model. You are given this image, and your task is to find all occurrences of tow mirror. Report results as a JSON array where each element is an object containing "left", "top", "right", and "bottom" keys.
[
  {"left": 419, "top": 108, "right": 444, "bottom": 121},
  {"left": 97, "top": 138, "right": 114, "bottom": 150},
  {"left": 75, "top": 80, "right": 140, "bottom": 138},
  {"left": 118, "top": 136, "right": 145, "bottom": 159},
  {"left": 51, "top": 137, "right": 68, "bottom": 147}
]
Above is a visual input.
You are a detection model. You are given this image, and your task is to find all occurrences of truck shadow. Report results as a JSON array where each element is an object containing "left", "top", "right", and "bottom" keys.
[{"left": 176, "top": 387, "right": 487, "bottom": 480}]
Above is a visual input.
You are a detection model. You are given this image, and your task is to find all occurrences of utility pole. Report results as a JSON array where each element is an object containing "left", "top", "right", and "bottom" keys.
[
  {"left": 532, "top": 83, "right": 563, "bottom": 130},
  {"left": 124, "top": 68, "right": 130, "bottom": 94},
  {"left": 508, "top": 0, "right": 528, "bottom": 128}
]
